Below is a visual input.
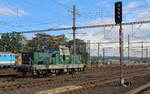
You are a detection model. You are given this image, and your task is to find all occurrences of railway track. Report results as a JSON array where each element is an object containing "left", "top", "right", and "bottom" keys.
[
  {"left": 35, "top": 68, "right": 150, "bottom": 94},
  {"left": 0, "top": 65, "right": 149, "bottom": 94},
  {"left": 0, "top": 67, "right": 16, "bottom": 74},
  {"left": 0, "top": 64, "right": 133, "bottom": 83},
  {"left": 0, "top": 64, "right": 147, "bottom": 84}
]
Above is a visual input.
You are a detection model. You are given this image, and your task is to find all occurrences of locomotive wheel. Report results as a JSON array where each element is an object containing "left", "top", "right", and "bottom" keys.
[{"left": 32, "top": 70, "right": 38, "bottom": 78}]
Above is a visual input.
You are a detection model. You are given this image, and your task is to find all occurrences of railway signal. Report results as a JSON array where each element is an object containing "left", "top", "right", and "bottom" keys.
[
  {"left": 115, "top": 1, "right": 125, "bottom": 86},
  {"left": 115, "top": 1, "right": 122, "bottom": 24}
]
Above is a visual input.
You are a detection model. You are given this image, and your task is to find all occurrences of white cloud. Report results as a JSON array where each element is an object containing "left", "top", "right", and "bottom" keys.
[
  {"left": 145, "top": 0, "right": 150, "bottom": 5},
  {"left": 77, "top": 18, "right": 118, "bottom": 42},
  {"left": 124, "top": 1, "right": 143, "bottom": 10},
  {"left": 0, "top": 2, "right": 27, "bottom": 17},
  {"left": 63, "top": 1, "right": 150, "bottom": 56},
  {"left": 74, "top": 3, "right": 150, "bottom": 56},
  {"left": 56, "top": 0, "right": 72, "bottom": 4}
]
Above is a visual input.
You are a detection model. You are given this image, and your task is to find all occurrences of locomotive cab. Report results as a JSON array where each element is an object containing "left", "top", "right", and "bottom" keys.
[{"left": 16, "top": 53, "right": 33, "bottom": 76}]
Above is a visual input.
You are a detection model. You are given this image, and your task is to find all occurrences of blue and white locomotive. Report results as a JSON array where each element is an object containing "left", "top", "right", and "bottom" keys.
[{"left": 0, "top": 52, "right": 16, "bottom": 67}]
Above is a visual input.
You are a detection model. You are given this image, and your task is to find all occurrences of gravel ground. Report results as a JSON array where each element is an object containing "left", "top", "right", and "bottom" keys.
[
  {"left": 79, "top": 75, "right": 150, "bottom": 94},
  {"left": 138, "top": 87, "right": 150, "bottom": 94},
  {"left": 0, "top": 65, "right": 149, "bottom": 94}
]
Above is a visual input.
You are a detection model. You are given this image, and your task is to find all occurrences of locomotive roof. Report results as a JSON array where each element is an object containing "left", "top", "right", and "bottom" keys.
[{"left": 0, "top": 52, "right": 15, "bottom": 54}]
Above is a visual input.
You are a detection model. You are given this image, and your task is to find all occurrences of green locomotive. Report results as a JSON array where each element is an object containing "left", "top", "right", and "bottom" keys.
[{"left": 16, "top": 45, "right": 85, "bottom": 76}]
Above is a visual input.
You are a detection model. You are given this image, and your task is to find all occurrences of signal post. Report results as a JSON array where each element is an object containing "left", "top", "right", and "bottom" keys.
[{"left": 115, "top": 1, "right": 125, "bottom": 86}]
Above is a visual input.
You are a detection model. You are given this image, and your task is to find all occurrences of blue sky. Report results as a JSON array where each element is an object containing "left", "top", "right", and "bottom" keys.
[
  {"left": 0, "top": 0, "right": 149, "bottom": 34},
  {"left": 0, "top": 0, "right": 150, "bottom": 56}
]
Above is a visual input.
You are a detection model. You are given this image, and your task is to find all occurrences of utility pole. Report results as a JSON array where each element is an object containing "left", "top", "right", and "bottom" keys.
[
  {"left": 98, "top": 43, "right": 100, "bottom": 63},
  {"left": 88, "top": 40, "right": 91, "bottom": 65},
  {"left": 72, "top": 5, "right": 76, "bottom": 64},
  {"left": 119, "top": 22, "right": 124, "bottom": 85},
  {"left": 102, "top": 48, "right": 105, "bottom": 64},
  {"left": 141, "top": 41, "right": 143, "bottom": 61},
  {"left": 127, "top": 34, "right": 130, "bottom": 64},
  {"left": 146, "top": 48, "right": 148, "bottom": 59}
]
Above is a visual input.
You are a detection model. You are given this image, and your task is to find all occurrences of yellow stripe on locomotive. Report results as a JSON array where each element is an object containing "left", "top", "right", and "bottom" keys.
[
  {"left": 16, "top": 72, "right": 32, "bottom": 76},
  {"left": 17, "top": 56, "right": 22, "bottom": 65}
]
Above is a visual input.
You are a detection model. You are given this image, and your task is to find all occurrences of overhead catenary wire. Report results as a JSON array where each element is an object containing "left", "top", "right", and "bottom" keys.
[
  {"left": 21, "top": 0, "right": 66, "bottom": 18},
  {"left": 1, "top": 20, "right": 150, "bottom": 34},
  {"left": 123, "top": 2, "right": 149, "bottom": 10},
  {"left": 132, "top": 24, "right": 143, "bottom": 39},
  {"left": 0, "top": 19, "right": 66, "bottom": 27},
  {"left": 2, "top": 0, "right": 150, "bottom": 31},
  {"left": 1, "top": 0, "right": 54, "bottom": 23},
  {"left": 0, "top": 0, "right": 72, "bottom": 28},
  {"left": 50, "top": 0, "right": 70, "bottom": 9},
  {"left": 49, "top": 0, "right": 83, "bottom": 17},
  {"left": 79, "top": 3, "right": 150, "bottom": 19}
]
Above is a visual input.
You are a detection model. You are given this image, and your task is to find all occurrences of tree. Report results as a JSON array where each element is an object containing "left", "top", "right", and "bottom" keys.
[
  {"left": 24, "top": 33, "right": 68, "bottom": 52},
  {"left": 0, "top": 33, "right": 11, "bottom": 52},
  {"left": 10, "top": 33, "right": 25, "bottom": 53},
  {"left": 66, "top": 39, "right": 88, "bottom": 63},
  {"left": 0, "top": 32, "right": 25, "bottom": 53},
  {"left": 24, "top": 33, "right": 53, "bottom": 52}
]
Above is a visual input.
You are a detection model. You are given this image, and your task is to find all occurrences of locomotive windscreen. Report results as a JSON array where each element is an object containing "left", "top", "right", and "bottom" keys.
[
  {"left": 22, "top": 53, "right": 33, "bottom": 64},
  {"left": 44, "top": 48, "right": 60, "bottom": 54}
]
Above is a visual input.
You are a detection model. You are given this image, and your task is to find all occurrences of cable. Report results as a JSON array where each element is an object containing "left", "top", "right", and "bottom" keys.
[
  {"left": 0, "top": 18, "right": 64, "bottom": 28},
  {"left": 21, "top": 0, "right": 67, "bottom": 18},
  {"left": 132, "top": 24, "right": 143, "bottom": 38},
  {"left": 143, "top": 0, "right": 150, "bottom": 7},
  {"left": 78, "top": 1, "right": 150, "bottom": 20},
  {"left": 50, "top": 0, "right": 70, "bottom": 9},
  {"left": 50, "top": 0, "right": 83, "bottom": 18},
  {"left": 1, "top": 20, "right": 150, "bottom": 34},
  {"left": 123, "top": 3, "right": 148, "bottom": 10}
]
